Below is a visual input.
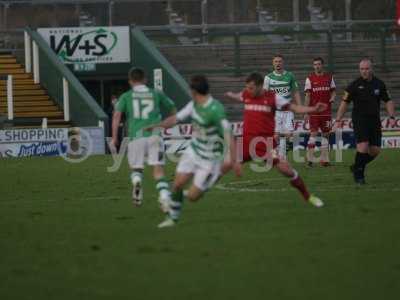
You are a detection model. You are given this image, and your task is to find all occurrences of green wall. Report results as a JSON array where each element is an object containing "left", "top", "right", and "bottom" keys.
[{"left": 130, "top": 27, "right": 191, "bottom": 110}]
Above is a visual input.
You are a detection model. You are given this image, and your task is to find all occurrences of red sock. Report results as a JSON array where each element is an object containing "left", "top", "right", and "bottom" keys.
[{"left": 290, "top": 176, "right": 310, "bottom": 201}]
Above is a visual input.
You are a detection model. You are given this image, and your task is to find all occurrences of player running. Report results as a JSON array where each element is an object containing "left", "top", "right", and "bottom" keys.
[
  {"left": 304, "top": 57, "right": 336, "bottom": 167},
  {"left": 264, "top": 54, "right": 301, "bottom": 155},
  {"left": 225, "top": 72, "right": 325, "bottom": 207},
  {"left": 111, "top": 68, "right": 176, "bottom": 207},
  {"left": 147, "top": 75, "right": 240, "bottom": 228}
]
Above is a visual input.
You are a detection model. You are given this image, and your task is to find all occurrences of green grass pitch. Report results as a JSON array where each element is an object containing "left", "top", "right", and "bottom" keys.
[{"left": 1, "top": 150, "right": 400, "bottom": 300}]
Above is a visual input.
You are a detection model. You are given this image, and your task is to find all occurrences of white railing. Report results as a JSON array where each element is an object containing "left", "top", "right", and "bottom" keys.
[
  {"left": 23, "top": 32, "right": 40, "bottom": 84},
  {"left": 62, "top": 77, "right": 70, "bottom": 122},
  {"left": 7, "top": 75, "right": 14, "bottom": 120},
  {"left": 24, "top": 31, "right": 32, "bottom": 74},
  {"left": 24, "top": 30, "right": 71, "bottom": 122},
  {"left": 32, "top": 41, "right": 40, "bottom": 84},
  {"left": 41, "top": 118, "right": 48, "bottom": 129}
]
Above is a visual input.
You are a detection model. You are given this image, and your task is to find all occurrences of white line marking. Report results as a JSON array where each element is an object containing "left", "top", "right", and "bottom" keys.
[{"left": 216, "top": 179, "right": 400, "bottom": 193}]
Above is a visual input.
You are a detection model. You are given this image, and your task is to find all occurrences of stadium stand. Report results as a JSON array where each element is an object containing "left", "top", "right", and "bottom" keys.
[
  {"left": 0, "top": 27, "right": 108, "bottom": 129},
  {"left": 0, "top": 52, "right": 69, "bottom": 127},
  {"left": 1, "top": 1, "right": 395, "bottom": 30},
  {"left": 158, "top": 40, "right": 400, "bottom": 120},
  {"left": 1, "top": 1, "right": 398, "bottom": 125}
]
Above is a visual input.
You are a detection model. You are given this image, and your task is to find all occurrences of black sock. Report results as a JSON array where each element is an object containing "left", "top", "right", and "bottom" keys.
[
  {"left": 365, "top": 154, "right": 377, "bottom": 165},
  {"left": 354, "top": 152, "right": 370, "bottom": 178}
]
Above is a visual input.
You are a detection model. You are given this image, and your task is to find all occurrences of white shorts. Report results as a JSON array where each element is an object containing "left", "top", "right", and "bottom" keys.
[
  {"left": 127, "top": 135, "right": 165, "bottom": 169},
  {"left": 177, "top": 147, "right": 221, "bottom": 191},
  {"left": 275, "top": 111, "right": 294, "bottom": 134}
]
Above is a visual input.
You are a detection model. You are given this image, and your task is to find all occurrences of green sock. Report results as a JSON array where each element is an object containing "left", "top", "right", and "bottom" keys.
[
  {"left": 130, "top": 171, "right": 143, "bottom": 183},
  {"left": 172, "top": 189, "right": 183, "bottom": 203},
  {"left": 156, "top": 177, "right": 170, "bottom": 198},
  {"left": 169, "top": 189, "right": 183, "bottom": 221}
]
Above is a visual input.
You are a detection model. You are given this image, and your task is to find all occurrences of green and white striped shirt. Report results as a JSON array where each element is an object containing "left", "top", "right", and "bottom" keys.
[
  {"left": 264, "top": 71, "right": 299, "bottom": 105},
  {"left": 177, "top": 97, "right": 230, "bottom": 161}
]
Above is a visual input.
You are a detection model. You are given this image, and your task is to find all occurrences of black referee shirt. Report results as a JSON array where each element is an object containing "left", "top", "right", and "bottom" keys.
[{"left": 343, "top": 76, "right": 391, "bottom": 119}]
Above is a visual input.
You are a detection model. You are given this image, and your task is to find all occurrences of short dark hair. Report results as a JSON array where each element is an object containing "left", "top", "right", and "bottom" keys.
[
  {"left": 273, "top": 54, "right": 284, "bottom": 60},
  {"left": 313, "top": 57, "right": 324, "bottom": 64},
  {"left": 190, "top": 75, "right": 209, "bottom": 95},
  {"left": 245, "top": 72, "right": 264, "bottom": 86},
  {"left": 128, "top": 67, "right": 145, "bottom": 82}
]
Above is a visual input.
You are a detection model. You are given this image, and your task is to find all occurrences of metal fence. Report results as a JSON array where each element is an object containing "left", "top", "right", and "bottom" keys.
[
  {"left": 3, "top": 20, "right": 399, "bottom": 77},
  {"left": 142, "top": 21, "right": 400, "bottom": 75},
  {"left": 0, "top": 0, "right": 203, "bottom": 29},
  {"left": 0, "top": 29, "right": 24, "bottom": 58}
]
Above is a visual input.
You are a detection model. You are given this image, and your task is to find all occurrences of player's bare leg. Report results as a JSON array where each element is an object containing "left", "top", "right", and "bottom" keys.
[
  {"left": 368, "top": 145, "right": 380, "bottom": 158},
  {"left": 306, "top": 132, "right": 318, "bottom": 167},
  {"left": 158, "top": 172, "right": 192, "bottom": 228},
  {"left": 320, "top": 133, "right": 330, "bottom": 167},
  {"left": 131, "top": 169, "right": 144, "bottom": 206},
  {"left": 274, "top": 160, "right": 324, "bottom": 207},
  {"left": 153, "top": 165, "right": 172, "bottom": 213},
  {"left": 221, "top": 160, "right": 234, "bottom": 176},
  {"left": 186, "top": 185, "right": 204, "bottom": 202},
  {"left": 219, "top": 139, "right": 242, "bottom": 177}
]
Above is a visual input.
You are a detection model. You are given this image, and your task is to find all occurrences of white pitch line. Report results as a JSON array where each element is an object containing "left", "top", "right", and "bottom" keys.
[
  {"left": 215, "top": 185, "right": 400, "bottom": 193},
  {"left": 215, "top": 181, "right": 400, "bottom": 193}
]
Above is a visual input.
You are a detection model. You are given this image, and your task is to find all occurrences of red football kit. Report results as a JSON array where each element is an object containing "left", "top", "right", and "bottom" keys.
[
  {"left": 240, "top": 89, "right": 288, "bottom": 162},
  {"left": 304, "top": 73, "right": 335, "bottom": 133},
  {"left": 238, "top": 89, "right": 312, "bottom": 202}
]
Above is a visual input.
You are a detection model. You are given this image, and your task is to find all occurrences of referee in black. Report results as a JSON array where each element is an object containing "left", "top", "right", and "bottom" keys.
[{"left": 334, "top": 58, "right": 396, "bottom": 184}]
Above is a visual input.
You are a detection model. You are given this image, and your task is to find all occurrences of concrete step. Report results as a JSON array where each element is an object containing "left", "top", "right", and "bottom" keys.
[
  {"left": 0, "top": 59, "right": 18, "bottom": 64},
  {"left": 0, "top": 95, "right": 51, "bottom": 101},
  {"left": 10, "top": 111, "right": 64, "bottom": 118},
  {"left": 3, "top": 74, "right": 32, "bottom": 79},
  {"left": 0, "top": 68, "right": 25, "bottom": 75},
  {"left": 0, "top": 84, "right": 42, "bottom": 91},
  {"left": 0, "top": 54, "right": 15, "bottom": 59},
  {"left": 0, "top": 89, "right": 47, "bottom": 96},
  {"left": 0, "top": 100, "right": 54, "bottom": 107},
  {"left": 0, "top": 105, "right": 60, "bottom": 113},
  {"left": 0, "top": 64, "right": 23, "bottom": 69},
  {"left": 0, "top": 79, "right": 35, "bottom": 85}
]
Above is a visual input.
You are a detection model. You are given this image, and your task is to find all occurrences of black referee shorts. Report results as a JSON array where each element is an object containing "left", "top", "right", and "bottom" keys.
[{"left": 352, "top": 117, "right": 382, "bottom": 147}]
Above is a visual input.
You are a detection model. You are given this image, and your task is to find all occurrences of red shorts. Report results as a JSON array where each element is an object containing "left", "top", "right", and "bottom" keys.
[
  {"left": 240, "top": 135, "right": 278, "bottom": 163},
  {"left": 309, "top": 115, "right": 332, "bottom": 133}
]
